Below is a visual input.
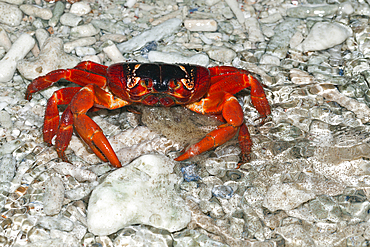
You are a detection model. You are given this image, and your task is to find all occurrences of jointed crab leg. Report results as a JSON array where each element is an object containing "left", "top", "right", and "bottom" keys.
[
  {"left": 55, "top": 105, "right": 74, "bottom": 162},
  {"left": 176, "top": 66, "right": 270, "bottom": 163},
  {"left": 68, "top": 84, "right": 130, "bottom": 168},
  {"left": 25, "top": 62, "right": 109, "bottom": 100},
  {"left": 43, "top": 87, "right": 81, "bottom": 145},
  {"left": 73, "top": 61, "right": 109, "bottom": 77},
  {"left": 208, "top": 66, "right": 271, "bottom": 118},
  {"left": 238, "top": 123, "right": 252, "bottom": 163},
  {"left": 175, "top": 92, "right": 244, "bottom": 161}
]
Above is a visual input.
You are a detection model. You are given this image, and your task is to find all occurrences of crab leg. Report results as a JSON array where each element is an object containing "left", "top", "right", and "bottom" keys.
[
  {"left": 208, "top": 66, "right": 271, "bottom": 118},
  {"left": 43, "top": 87, "right": 102, "bottom": 163},
  {"left": 176, "top": 92, "right": 243, "bottom": 161},
  {"left": 25, "top": 62, "right": 108, "bottom": 100},
  {"left": 238, "top": 123, "right": 252, "bottom": 163},
  {"left": 69, "top": 84, "right": 130, "bottom": 168},
  {"left": 55, "top": 105, "right": 74, "bottom": 162},
  {"left": 44, "top": 87, "right": 81, "bottom": 145},
  {"left": 73, "top": 61, "right": 109, "bottom": 77}
]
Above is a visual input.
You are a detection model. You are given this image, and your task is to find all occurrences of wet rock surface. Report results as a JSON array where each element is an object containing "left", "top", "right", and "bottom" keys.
[{"left": 1, "top": 0, "right": 370, "bottom": 246}]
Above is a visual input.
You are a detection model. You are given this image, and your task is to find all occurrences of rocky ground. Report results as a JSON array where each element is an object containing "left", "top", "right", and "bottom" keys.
[{"left": 1, "top": 0, "right": 370, "bottom": 246}]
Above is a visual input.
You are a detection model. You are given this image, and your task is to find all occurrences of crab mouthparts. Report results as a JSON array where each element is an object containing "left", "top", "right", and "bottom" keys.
[{"left": 142, "top": 94, "right": 175, "bottom": 107}]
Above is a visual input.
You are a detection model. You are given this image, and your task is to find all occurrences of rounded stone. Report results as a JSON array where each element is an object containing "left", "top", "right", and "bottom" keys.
[{"left": 87, "top": 154, "right": 191, "bottom": 235}]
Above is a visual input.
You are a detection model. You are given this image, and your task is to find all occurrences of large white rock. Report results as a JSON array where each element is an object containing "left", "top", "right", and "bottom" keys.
[
  {"left": 87, "top": 154, "right": 191, "bottom": 236},
  {"left": 296, "top": 22, "right": 352, "bottom": 52},
  {"left": 17, "top": 37, "right": 79, "bottom": 80}
]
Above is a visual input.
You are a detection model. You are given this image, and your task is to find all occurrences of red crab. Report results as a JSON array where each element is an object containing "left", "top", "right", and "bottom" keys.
[{"left": 25, "top": 61, "right": 270, "bottom": 168}]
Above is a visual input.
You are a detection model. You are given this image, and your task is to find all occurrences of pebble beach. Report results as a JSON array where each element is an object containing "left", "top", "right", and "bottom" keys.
[{"left": 1, "top": 0, "right": 370, "bottom": 246}]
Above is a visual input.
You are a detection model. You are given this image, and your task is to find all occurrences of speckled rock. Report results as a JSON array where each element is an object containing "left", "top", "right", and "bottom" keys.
[
  {"left": 0, "top": 2, "right": 22, "bottom": 26},
  {"left": 263, "top": 183, "right": 316, "bottom": 212},
  {"left": 17, "top": 37, "right": 80, "bottom": 80},
  {"left": 117, "top": 18, "right": 182, "bottom": 53},
  {"left": 43, "top": 176, "right": 65, "bottom": 216},
  {"left": 87, "top": 154, "right": 191, "bottom": 235}
]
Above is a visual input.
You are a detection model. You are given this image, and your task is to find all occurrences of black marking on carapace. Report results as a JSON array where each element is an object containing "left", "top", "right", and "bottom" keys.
[{"left": 125, "top": 63, "right": 197, "bottom": 92}]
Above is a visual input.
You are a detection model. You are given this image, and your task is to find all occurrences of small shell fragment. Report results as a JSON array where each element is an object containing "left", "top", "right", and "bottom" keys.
[
  {"left": 43, "top": 176, "right": 65, "bottom": 216},
  {"left": 184, "top": 19, "right": 218, "bottom": 32}
]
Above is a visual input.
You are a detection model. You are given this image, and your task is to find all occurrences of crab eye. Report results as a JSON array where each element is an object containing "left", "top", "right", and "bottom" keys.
[
  {"left": 140, "top": 78, "right": 153, "bottom": 88},
  {"left": 169, "top": 79, "right": 180, "bottom": 89}
]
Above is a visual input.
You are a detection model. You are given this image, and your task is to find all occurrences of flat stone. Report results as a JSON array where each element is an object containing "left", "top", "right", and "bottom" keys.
[
  {"left": 296, "top": 22, "right": 352, "bottom": 52},
  {"left": 263, "top": 183, "right": 315, "bottom": 212},
  {"left": 117, "top": 18, "right": 181, "bottom": 53}
]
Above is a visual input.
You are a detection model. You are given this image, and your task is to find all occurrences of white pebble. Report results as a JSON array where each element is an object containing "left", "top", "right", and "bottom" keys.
[
  {"left": 100, "top": 34, "right": 127, "bottom": 43},
  {"left": 103, "top": 42, "right": 125, "bottom": 63},
  {"left": 289, "top": 31, "right": 304, "bottom": 49},
  {"left": 290, "top": 68, "right": 314, "bottom": 85},
  {"left": 60, "top": 13, "right": 83, "bottom": 27},
  {"left": 20, "top": 4, "right": 53, "bottom": 20},
  {"left": 0, "top": 154, "right": 16, "bottom": 183},
  {"left": 205, "top": 0, "right": 221, "bottom": 5},
  {"left": 151, "top": 10, "right": 181, "bottom": 26},
  {"left": 0, "top": 110, "right": 12, "bottom": 128},
  {"left": 11, "top": 128, "right": 20, "bottom": 137},
  {"left": 207, "top": 47, "right": 236, "bottom": 63},
  {"left": 81, "top": 55, "right": 101, "bottom": 64},
  {"left": 2, "top": 0, "right": 24, "bottom": 4},
  {"left": 64, "top": 37, "right": 96, "bottom": 53},
  {"left": 87, "top": 154, "right": 191, "bottom": 235},
  {"left": 50, "top": 161, "right": 97, "bottom": 182},
  {"left": 259, "top": 54, "right": 280, "bottom": 66},
  {"left": 0, "top": 26, "right": 11, "bottom": 51},
  {"left": 35, "top": 28, "right": 50, "bottom": 48},
  {"left": 75, "top": 46, "right": 96, "bottom": 57},
  {"left": 224, "top": 0, "right": 245, "bottom": 25},
  {"left": 117, "top": 18, "right": 181, "bottom": 53},
  {"left": 38, "top": 216, "right": 74, "bottom": 231},
  {"left": 50, "top": 230, "right": 80, "bottom": 245},
  {"left": 313, "top": 84, "right": 370, "bottom": 122},
  {"left": 148, "top": 51, "right": 209, "bottom": 66},
  {"left": 203, "top": 32, "right": 222, "bottom": 41},
  {"left": 65, "top": 182, "right": 98, "bottom": 201},
  {"left": 296, "top": 22, "right": 352, "bottom": 52},
  {"left": 339, "top": 2, "right": 354, "bottom": 15},
  {"left": 124, "top": 0, "right": 137, "bottom": 8},
  {"left": 0, "top": 2, "right": 23, "bottom": 26},
  {"left": 263, "top": 184, "right": 315, "bottom": 212},
  {"left": 70, "top": 1, "right": 91, "bottom": 16},
  {"left": 71, "top": 23, "right": 100, "bottom": 38},
  {"left": 0, "top": 33, "right": 35, "bottom": 83},
  {"left": 43, "top": 176, "right": 65, "bottom": 216},
  {"left": 184, "top": 19, "right": 217, "bottom": 32},
  {"left": 260, "top": 13, "right": 283, "bottom": 24},
  {"left": 245, "top": 17, "right": 265, "bottom": 42}
]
